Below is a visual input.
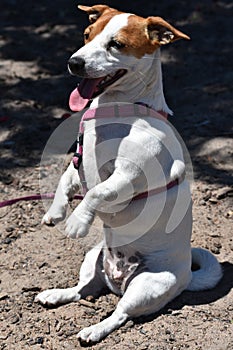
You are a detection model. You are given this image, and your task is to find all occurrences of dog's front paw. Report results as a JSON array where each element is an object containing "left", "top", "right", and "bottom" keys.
[
  {"left": 65, "top": 202, "right": 95, "bottom": 239},
  {"left": 78, "top": 324, "right": 106, "bottom": 343},
  {"left": 41, "top": 206, "right": 67, "bottom": 226},
  {"left": 41, "top": 212, "right": 56, "bottom": 226},
  {"left": 65, "top": 212, "right": 90, "bottom": 238}
]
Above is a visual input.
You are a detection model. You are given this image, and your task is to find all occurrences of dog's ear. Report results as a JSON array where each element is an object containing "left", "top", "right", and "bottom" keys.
[
  {"left": 146, "top": 17, "right": 190, "bottom": 45},
  {"left": 78, "top": 5, "right": 113, "bottom": 23}
]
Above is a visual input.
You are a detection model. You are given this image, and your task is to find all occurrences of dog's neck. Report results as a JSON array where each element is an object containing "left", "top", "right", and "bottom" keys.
[{"left": 90, "top": 50, "right": 172, "bottom": 115}]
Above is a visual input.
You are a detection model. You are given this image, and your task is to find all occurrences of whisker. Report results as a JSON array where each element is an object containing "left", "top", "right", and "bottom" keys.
[
  {"left": 135, "top": 70, "right": 147, "bottom": 87},
  {"left": 121, "top": 62, "right": 147, "bottom": 87}
]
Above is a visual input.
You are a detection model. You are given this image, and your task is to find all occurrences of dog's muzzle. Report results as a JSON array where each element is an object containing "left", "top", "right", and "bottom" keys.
[{"left": 68, "top": 56, "right": 86, "bottom": 75}]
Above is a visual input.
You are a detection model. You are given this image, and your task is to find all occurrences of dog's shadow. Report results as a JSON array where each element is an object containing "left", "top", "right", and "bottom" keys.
[{"left": 134, "top": 261, "right": 233, "bottom": 324}]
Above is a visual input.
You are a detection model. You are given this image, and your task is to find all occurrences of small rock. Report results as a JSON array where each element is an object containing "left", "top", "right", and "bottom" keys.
[
  {"left": 27, "top": 338, "right": 37, "bottom": 345},
  {"left": 2, "top": 237, "right": 12, "bottom": 244},
  {"left": 215, "top": 187, "right": 233, "bottom": 199},
  {"left": 36, "top": 337, "right": 44, "bottom": 344},
  {"left": 0, "top": 293, "right": 8, "bottom": 300},
  {"left": 171, "top": 310, "right": 182, "bottom": 316},
  {"left": 214, "top": 241, "right": 222, "bottom": 249},
  {"left": 203, "top": 192, "right": 211, "bottom": 201},
  {"left": 124, "top": 320, "right": 134, "bottom": 329},
  {"left": 125, "top": 320, "right": 134, "bottom": 328},
  {"left": 209, "top": 233, "right": 221, "bottom": 238},
  {"left": 86, "top": 295, "right": 95, "bottom": 302},
  {"left": 5, "top": 227, "right": 14, "bottom": 232},
  {"left": 210, "top": 246, "right": 221, "bottom": 254},
  {"left": 225, "top": 210, "right": 233, "bottom": 218},
  {"left": 79, "top": 299, "right": 96, "bottom": 308},
  {"left": 120, "top": 320, "right": 134, "bottom": 333},
  {"left": 169, "top": 336, "right": 176, "bottom": 342},
  {"left": 0, "top": 333, "right": 9, "bottom": 340},
  {"left": 139, "top": 328, "right": 147, "bottom": 335},
  {"left": 208, "top": 198, "right": 218, "bottom": 204},
  {"left": 9, "top": 314, "right": 20, "bottom": 324}
]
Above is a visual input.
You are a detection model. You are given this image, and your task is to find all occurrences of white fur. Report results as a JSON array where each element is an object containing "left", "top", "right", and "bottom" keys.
[
  {"left": 187, "top": 248, "right": 223, "bottom": 291},
  {"left": 37, "top": 10, "right": 222, "bottom": 343}
]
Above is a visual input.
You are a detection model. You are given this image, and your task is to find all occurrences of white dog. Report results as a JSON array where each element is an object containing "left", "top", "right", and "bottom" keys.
[{"left": 36, "top": 5, "right": 222, "bottom": 343}]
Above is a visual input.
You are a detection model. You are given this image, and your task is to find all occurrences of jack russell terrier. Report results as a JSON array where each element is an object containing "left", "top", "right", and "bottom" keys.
[{"left": 35, "top": 5, "right": 222, "bottom": 343}]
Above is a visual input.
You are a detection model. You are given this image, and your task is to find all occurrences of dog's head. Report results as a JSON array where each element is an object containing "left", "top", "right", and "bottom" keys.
[{"left": 68, "top": 5, "right": 189, "bottom": 111}]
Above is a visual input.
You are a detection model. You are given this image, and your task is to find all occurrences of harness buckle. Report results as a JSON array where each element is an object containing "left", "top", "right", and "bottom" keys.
[{"left": 73, "top": 133, "right": 83, "bottom": 170}]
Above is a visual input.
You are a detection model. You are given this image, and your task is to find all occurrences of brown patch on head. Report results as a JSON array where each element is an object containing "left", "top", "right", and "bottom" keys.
[
  {"left": 79, "top": 4, "right": 122, "bottom": 43},
  {"left": 115, "top": 15, "right": 190, "bottom": 58},
  {"left": 78, "top": 5, "right": 190, "bottom": 56},
  {"left": 115, "top": 15, "right": 156, "bottom": 58}
]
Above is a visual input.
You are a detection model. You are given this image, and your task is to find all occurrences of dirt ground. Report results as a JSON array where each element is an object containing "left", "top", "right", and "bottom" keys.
[{"left": 0, "top": 0, "right": 232, "bottom": 349}]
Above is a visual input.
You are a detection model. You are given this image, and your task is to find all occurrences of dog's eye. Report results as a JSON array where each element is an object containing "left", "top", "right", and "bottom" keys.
[
  {"left": 84, "top": 32, "right": 89, "bottom": 40},
  {"left": 107, "top": 39, "right": 125, "bottom": 50}
]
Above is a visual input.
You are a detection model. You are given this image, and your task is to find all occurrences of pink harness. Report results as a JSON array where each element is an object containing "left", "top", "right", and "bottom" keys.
[
  {"left": 73, "top": 103, "right": 167, "bottom": 170},
  {"left": 72, "top": 104, "right": 184, "bottom": 200}
]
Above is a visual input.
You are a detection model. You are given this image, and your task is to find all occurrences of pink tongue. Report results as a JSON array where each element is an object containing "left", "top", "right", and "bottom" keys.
[{"left": 69, "top": 77, "right": 103, "bottom": 112}]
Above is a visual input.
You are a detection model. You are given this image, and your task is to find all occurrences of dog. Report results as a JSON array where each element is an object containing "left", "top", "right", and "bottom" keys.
[{"left": 35, "top": 5, "right": 222, "bottom": 343}]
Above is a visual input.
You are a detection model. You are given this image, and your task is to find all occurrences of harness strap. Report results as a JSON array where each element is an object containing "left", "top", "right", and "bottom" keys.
[
  {"left": 79, "top": 103, "right": 167, "bottom": 134},
  {"left": 73, "top": 104, "right": 168, "bottom": 171}
]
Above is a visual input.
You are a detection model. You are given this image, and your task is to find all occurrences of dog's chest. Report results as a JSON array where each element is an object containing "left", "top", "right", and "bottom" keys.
[
  {"left": 81, "top": 117, "right": 167, "bottom": 191},
  {"left": 82, "top": 120, "right": 133, "bottom": 187}
]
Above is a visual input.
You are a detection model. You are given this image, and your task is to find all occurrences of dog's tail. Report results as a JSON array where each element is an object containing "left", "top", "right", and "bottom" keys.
[{"left": 186, "top": 247, "right": 223, "bottom": 291}]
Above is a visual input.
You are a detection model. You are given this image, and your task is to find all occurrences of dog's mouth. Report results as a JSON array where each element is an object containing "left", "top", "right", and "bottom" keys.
[{"left": 69, "top": 69, "right": 127, "bottom": 111}]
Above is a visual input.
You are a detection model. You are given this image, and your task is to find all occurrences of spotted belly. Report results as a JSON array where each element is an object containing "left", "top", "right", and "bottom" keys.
[{"left": 103, "top": 247, "right": 143, "bottom": 294}]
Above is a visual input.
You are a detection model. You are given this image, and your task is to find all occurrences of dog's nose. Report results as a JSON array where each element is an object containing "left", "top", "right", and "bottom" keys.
[{"left": 68, "top": 56, "right": 85, "bottom": 75}]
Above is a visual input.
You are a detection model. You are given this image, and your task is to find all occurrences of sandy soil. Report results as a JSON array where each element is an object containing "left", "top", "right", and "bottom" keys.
[{"left": 0, "top": 1, "right": 232, "bottom": 349}]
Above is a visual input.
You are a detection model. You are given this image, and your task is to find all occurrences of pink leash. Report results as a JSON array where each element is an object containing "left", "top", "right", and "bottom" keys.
[{"left": 0, "top": 193, "right": 84, "bottom": 208}]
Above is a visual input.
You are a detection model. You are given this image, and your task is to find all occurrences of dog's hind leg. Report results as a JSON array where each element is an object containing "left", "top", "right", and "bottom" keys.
[
  {"left": 35, "top": 242, "right": 106, "bottom": 306},
  {"left": 42, "top": 161, "right": 81, "bottom": 225},
  {"left": 77, "top": 270, "right": 179, "bottom": 343}
]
